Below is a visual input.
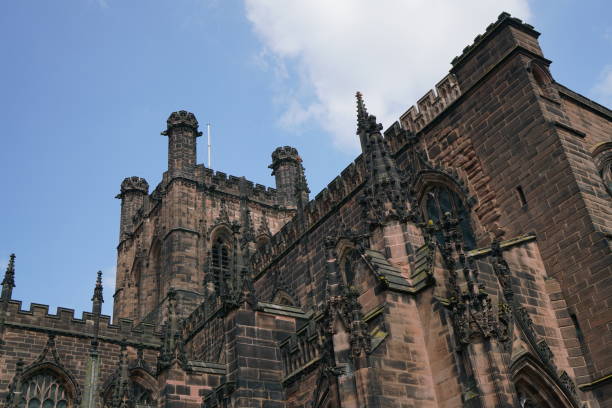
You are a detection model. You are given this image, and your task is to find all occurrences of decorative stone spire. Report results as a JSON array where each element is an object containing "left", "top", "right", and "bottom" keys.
[
  {"left": 355, "top": 91, "right": 370, "bottom": 137},
  {"left": 356, "top": 93, "right": 408, "bottom": 226},
  {"left": 91, "top": 271, "right": 104, "bottom": 314},
  {"left": 1, "top": 254, "right": 16, "bottom": 300}
]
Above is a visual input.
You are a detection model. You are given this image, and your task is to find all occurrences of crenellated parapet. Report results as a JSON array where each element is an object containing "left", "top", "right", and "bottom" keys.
[
  {"left": 450, "top": 12, "right": 538, "bottom": 68},
  {"left": 395, "top": 74, "right": 461, "bottom": 141},
  {"left": 117, "top": 176, "right": 149, "bottom": 197},
  {"left": 389, "top": 12, "right": 543, "bottom": 155},
  {"left": 197, "top": 166, "right": 280, "bottom": 206},
  {"left": 2, "top": 300, "right": 161, "bottom": 347}
]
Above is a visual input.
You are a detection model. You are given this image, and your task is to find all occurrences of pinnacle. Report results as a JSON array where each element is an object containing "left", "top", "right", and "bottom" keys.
[
  {"left": 92, "top": 270, "right": 104, "bottom": 304},
  {"left": 6, "top": 254, "right": 15, "bottom": 273},
  {"left": 356, "top": 91, "right": 369, "bottom": 132}
]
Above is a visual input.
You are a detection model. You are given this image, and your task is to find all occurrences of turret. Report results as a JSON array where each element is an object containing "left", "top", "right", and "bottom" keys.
[
  {"left": 116, "top": 176, "right": 149, "bottom": 241},
  {"left": 269, "top": 146, "right": 309, "bottom": 209},
  {"left": 161, "top": 110, "right": 202, "bottom": 178}
]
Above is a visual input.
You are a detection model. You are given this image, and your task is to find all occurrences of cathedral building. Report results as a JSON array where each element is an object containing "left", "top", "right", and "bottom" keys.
[{"left": 1, "top": 12, "right": 611, "bottom": 408}]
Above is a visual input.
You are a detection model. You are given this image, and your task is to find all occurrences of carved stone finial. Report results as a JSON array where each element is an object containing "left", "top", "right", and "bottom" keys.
[
  {"left": 92, "top": 270, "right": 104, "bottom": 307},
  {"left": 1, "top": 254, "right": 16, "bottom": 300},
  {"left": 356, "top": 92, "right": 383, "bottom": 135},
  {"left": 356, "top": 91, "right": 368, "bottom": 132}
]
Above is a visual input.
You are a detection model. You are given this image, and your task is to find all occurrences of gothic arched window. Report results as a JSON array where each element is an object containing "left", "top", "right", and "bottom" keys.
[
  {"left": 511, "top": 356, "right": 576, "bottom": 408},
  {"left": 423, "top": 185, "right": 476, "bottom": 249},
  {"left": 18, "top": 371, "right": 72, "bottom": 408},
  {"left": 211, "top": 236, "right": 231, "bottom": 293}
]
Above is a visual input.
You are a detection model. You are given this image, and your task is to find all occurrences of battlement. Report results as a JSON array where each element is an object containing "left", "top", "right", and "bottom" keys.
[
  {"left": 197, "top": 165, "right": 279, "bottom": 204},
  {"left": 387, "top": 12, "right": 541, "bottom": 154},
  {"left": 450, "top": 12, "right": 538, "bottom": 68},
  {"left": 118, "top": 176, "right": 149, "bottom": 197},
  {"left": 270, "top": 146, "right": 301, "bottom": 167},
  {"left": 164, "top": 110, "right": 200, "bottom": 132},
  {"left": 4, "top": 299, "right": 161, "bottom": 346},
  {"left": 398, "top": 74, "right": 461, "bottom": 135},
  {"left": 252, "top": 155, "right": 366, "bottom": 275}
]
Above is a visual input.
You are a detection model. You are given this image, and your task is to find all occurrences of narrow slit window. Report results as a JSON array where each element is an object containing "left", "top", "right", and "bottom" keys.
[{"left": 516, "top": 186, "right": 527, "bottom": 207}]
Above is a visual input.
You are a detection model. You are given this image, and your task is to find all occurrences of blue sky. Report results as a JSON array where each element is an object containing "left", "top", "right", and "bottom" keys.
[{"left": 0, "top": 1, "right": 610, "bottom": 317}]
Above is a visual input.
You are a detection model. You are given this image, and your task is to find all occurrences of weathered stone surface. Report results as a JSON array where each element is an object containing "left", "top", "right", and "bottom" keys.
[{"left": 1, "top": 12, "right": 610, "bottom": 408}]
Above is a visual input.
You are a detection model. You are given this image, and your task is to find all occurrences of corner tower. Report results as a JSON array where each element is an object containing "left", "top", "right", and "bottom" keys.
[{"left": 116, "top": 176, "right": 149, "bottom": 242}]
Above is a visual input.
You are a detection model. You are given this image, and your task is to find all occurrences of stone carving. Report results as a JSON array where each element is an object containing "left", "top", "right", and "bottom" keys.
[
  {"left": 158, "top": 289, "right": 188, "bottom": 372},
  {"left": 438, "top": 212, "right": 498, "bottom": 346},
  {"left": 117, "top": 176, "right": 149, "bottom": 198},
  {"left": 356, "top": 93, "right": 409, "bottom": 228},
  {"left": 164, "top": 110, "right": 200, "bottom": 131},
  {"left": 6, "top": 334, "right": 82, "bottom": 407},
  {"left": 1, "top": 253, "right": 16, "bottom": 300}
]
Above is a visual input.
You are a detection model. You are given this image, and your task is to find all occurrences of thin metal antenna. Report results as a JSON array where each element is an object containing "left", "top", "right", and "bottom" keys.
[{"left": 207, "top": 123, "right": 212, "bottom": 168}]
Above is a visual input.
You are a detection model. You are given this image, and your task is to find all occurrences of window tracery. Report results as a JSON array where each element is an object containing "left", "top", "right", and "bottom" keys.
[
  {"left": 211, "top": 235, "right": 231, "bottom": 294},
  {"left": 422, "top": 185, "right": 476, "bottom": 249},
  {"left": 17, "top": 371, "right": 71, "bottom": 408}
]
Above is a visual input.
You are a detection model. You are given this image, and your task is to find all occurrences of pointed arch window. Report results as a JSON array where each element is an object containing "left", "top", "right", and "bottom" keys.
[
  {"left": 423, "top": 185, "right": 476, "bottom": 249},
  {"left": 211, "top": 236, "right": 231, "bottom": 293},
  {"left": 511, "top": 356, "right": 578, "bottom": 408},
  {"left": 18, "top": 371, "right": 71, "bottom": 408}
]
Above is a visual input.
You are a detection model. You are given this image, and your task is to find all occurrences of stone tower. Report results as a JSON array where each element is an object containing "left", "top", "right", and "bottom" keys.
[{"left": 0, "top": 13, "right": 610, "bottom": 408}]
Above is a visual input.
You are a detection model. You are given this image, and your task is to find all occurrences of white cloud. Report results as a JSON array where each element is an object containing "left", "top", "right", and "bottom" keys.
[
  {"left": 592, "top": 65, "right": 612, "bottom": 107},
  {"left": 245, "top": 0, "right": 531, "bottom": 151}
]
